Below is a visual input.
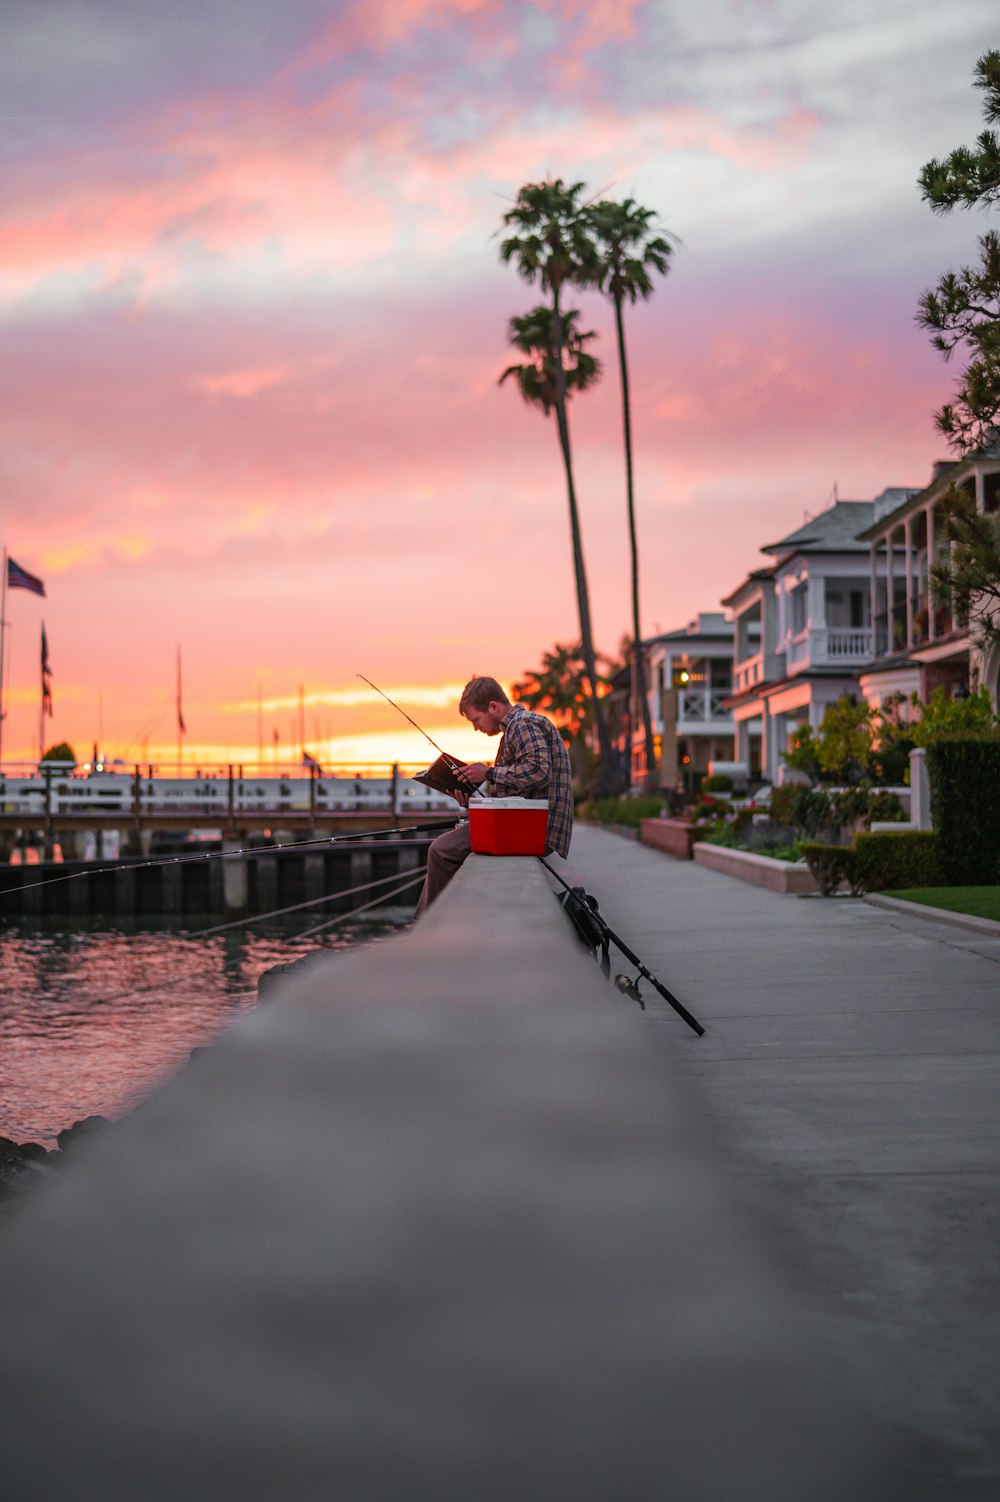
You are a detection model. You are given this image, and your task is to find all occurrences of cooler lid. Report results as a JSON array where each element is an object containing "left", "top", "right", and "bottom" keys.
[{"left": 469, "top": 796, "right": 549, "bottom": 811}]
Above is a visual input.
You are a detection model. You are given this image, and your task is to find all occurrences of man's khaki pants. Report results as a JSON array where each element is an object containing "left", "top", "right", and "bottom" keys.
[{"left": 414, "top": 821, "right": 471, "bottom": 917}]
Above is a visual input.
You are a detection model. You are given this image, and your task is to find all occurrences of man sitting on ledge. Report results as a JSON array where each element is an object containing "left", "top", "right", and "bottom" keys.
[{"left": 414, "top": 676, "right": 574, "bottom": 916}]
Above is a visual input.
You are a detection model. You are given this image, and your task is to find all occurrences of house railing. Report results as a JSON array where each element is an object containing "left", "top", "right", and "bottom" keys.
[
  {"left": 782, "top": 627, "right": 873, "bottom": 667},
  {"left": 678, "top": 689, "right": 732, "bottom": 723},
  {"left": 735, "top": 655, "right": 763, "bottom": 692},
  {"left": 824, "top": 627, "right": 873, "bottom": 660}
]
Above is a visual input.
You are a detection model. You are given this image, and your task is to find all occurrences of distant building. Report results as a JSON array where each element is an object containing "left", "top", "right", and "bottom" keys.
[
  {"left": 632, "top": 613, "right": 735, "bottom": 787},
  {"left": 722, "top": 497, "right": 906, "bottom": 782}
]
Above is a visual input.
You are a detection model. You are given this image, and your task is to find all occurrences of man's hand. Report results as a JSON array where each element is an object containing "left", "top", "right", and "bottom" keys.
[{"left": 460, "top": 762, "right": 488, "bottom": 789}]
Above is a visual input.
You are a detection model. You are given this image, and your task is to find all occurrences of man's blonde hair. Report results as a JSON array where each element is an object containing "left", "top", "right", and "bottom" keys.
[{"left": 460, "top": 677, "right": 511, "bottom": 714}]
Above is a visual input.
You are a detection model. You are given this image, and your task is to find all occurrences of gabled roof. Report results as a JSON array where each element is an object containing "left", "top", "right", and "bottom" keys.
[
  {"left": 649, "top": 611, "right": 732, "bottom": 645},
  {"left": 760, "top": 499, "right": 875, "bottom": 556},
  {"left": 720, "top": 564, "right": 778, "bottom": 610}
]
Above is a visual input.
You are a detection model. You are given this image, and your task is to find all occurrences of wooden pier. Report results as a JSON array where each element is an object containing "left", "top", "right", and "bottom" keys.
[{"left": 0, "top": 830, "right": 444, "bottom": 919}]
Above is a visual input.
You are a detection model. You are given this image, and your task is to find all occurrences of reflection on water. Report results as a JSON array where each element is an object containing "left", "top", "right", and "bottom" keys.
[{"left": 0, "top": 915, "right": 403, "bottom": 1147}]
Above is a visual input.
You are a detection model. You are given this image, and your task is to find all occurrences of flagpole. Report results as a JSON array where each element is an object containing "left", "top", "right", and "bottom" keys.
[
  {"left": 38, "top": 622, "right": 44, "bottom": 765},
  {"left": 257, "top": 681, "right": 263, "bottom": 772},
  {"left": 176, "top": 645, "right": 183, "bottom": 773},
  {"left": 0, "top": 546, "right": 7, "bottom": 769}
]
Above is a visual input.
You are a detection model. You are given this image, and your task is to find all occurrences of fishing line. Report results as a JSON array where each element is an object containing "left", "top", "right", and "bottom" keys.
[
  {"left": 0, "top": 820, "right": 453, "bottom": 900},
  {"left": 30, "top": 870, "right": 425, "bottom": 1015},
  {"left": 191, "top": 864, "right": 427, "bottom": 939},
  {"left": 296, "top": 871, "right": 425, "bottom": 938},
  {"left": 356, "top": 675, "right": 449, "bottom": 757}
]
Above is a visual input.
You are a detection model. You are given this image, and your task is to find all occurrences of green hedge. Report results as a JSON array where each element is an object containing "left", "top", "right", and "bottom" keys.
[
  {"left": 926, "top": 739, "right": 1000, "bottom": 884},
  {"left": 579, "top": 795, "right": 666, "bottom": 828},
  {"left": 850, "top": 831, "right": 943, "bottom": 892},
  {"left": 800, "top": 843, "right": 853, "bottom": 896},
  {"left": 702, "top": 773, "right": 733, "bottom": 793}
]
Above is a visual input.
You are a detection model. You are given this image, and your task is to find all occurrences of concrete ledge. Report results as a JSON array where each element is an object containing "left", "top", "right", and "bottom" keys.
[
  {"left": 639, "top": 816, "right": 703, "bottom": 860},
  {"left": 865, "top": 891, "right": 1000, "bottom": 936},
  {"left": 694, "top": 840, "right": 819, "bottom": 894},
  {"left": 0, "top": 853, "right": 892, "bottom": 1498}
]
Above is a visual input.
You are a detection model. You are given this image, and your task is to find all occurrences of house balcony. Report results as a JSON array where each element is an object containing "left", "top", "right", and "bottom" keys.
[
  {"left": 785, "top": 627, "right": 873, "bottom": 669},
  {"left": 873, "top": 599, "right": 954, "bottom": 658},
  {"left": 677, "top": 688, "right": 733, "bottom": 726},
  {"left": 734, "top": 654, "right": 764, "bottom": 693}
]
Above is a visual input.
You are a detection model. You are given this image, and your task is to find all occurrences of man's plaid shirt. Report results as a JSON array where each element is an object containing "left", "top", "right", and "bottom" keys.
[{"left": 485, "top": 705, "right": 574, "bottom": 858}]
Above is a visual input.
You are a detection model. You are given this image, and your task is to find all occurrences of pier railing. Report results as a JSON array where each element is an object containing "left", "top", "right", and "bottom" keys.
[{"left": 0, "top": 760, "right": 454, "bottom": 823}]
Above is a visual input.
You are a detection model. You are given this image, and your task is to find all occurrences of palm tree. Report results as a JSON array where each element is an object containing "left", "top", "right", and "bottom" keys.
[
  {"left": 512, "top": 640, "right": 618, "bottom": 784},
  {"left": 586, "top": 197, "right": 675, "bottom": 790},
  {"left": 499, "top": 178, "right": 623, "bottom": 792}
]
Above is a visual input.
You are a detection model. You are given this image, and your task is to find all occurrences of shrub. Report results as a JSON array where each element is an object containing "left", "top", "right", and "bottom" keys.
[
  {"left": 866, "top": 789, "right": 906, "bottom": 823},
  {"left": 789, "top": 787, "right": 834, "bottom": 837},
  {"left": 783, "top": 723, "right": 821, "bottom": 780},
  {"left": 689, "top": 796, "right": 721, "bottom": 823},
  {"left": 768, "top": 786, "right": 798, "bottom": 825},
  {"left": 911, "top": 687, "right": 1000, "bottom": 746},
  {"left": 800, "top": 843, "right": 855, "bottom": 896},
  {"left": 873, "top": 728, "right": 915, "bottom": 785},
  {"left": 581, "top": 795, "right": 667, "bottom": 828},
  {"left": 702, "top": 773, "right": 733, "bottom": 793},
  {"left": 926, "top": 738, "right": 1000, "bottom": 883},
  {"left": 850, "top": 831, "right": 943, "bottom": 892}
]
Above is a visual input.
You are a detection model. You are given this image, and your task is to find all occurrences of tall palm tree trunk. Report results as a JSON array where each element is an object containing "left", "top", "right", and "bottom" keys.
[
  {"left": 613, "top": 291, "right": 658, "bottom": 790},
  {"left": 550, "top": 292, "right": 620, "bottom": 788}
]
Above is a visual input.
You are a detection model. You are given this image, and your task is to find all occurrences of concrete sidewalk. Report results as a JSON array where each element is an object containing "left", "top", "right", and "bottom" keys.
[{"left": 563, "top": 825, "right": 1000, "bottom": 1501}]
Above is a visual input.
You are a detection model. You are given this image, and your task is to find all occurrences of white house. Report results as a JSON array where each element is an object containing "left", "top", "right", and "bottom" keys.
[
  {"left": 636, "top": 613, "right": 735, "bottom": 786},
  {"left": 722, "top": 498, "right": 905, "bottom": 782},
  {"left": 858, "top": 447, "right": 1000, "bottom": 714}
]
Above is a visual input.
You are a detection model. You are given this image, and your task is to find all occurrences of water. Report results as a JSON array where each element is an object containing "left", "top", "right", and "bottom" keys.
[{"left": 0, "top": 915, "right": 405, "bottom": 1147}]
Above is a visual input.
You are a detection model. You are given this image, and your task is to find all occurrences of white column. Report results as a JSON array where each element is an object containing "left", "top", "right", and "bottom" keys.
[
  {"left": 222, "top": 836, "right": 248, "bottom": 914},
  {"left": 909, "top": 747, "right": 931, "bottom": 830},
  {"left": 869, "top": 543, "right": 877, "bottom": 648},
  {"left": 885, "top": 526, "right": 895, "bottom": 651},
  {"left": 904, "top": 516, "right": 914, "bottom": 649},
  {"left": 808, "top": 574, "right": 826, "bottom": 627},
  {"left": 975, "top": 467, "right": 985, "bottom": 513}
]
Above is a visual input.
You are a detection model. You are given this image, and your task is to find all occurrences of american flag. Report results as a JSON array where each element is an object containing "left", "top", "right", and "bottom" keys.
[{"left": 7, "top": 557, "right": 45, "bottom": 597}]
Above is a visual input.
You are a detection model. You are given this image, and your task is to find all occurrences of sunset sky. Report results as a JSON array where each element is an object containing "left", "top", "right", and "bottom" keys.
[{"left": 1, "top": 0, "right": 996, "bottom": 768}]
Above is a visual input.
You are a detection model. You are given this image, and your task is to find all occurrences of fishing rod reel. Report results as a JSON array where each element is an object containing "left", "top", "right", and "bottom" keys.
[
  {"left": 613, "top": 973, "right": 644, "bottom": 1007},
  {"left": 554, "top": 881, "right": 645, "bottom": 1011}
]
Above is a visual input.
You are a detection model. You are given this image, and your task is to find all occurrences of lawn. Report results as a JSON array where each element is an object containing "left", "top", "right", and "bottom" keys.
[{"left": 882, "top": 887, "right": 1000, "bottom": 922}]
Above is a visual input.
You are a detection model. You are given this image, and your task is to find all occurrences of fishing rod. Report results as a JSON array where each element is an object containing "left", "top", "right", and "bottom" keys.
[
  {"left": 357, "top": 675, "right": 450, "bottom": 758},
  {"left": 0, "top": 820, "right": 454, "bottom": 900},
  {"left": 358, "top": 675, "right": 471, "bottom": 798},
  {"left": 539, "top": 857, "right": 705, "bottom": 1037}
]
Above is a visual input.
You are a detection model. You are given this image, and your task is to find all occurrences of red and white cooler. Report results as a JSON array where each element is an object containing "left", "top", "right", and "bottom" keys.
[{"left": 468, "top": 795, "right": 549, "bottom": 856}]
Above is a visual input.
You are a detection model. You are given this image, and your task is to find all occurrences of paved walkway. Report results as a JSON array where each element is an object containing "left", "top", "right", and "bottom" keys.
[{"left": 564, "top": 826, "right": 1000, "bottom": 1500}]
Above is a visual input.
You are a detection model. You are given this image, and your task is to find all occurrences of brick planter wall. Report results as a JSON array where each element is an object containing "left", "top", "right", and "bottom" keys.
[
  {"left": 693, "top": 841, "right": 818, "bottom": 894},
  {"left": 639, "top": 818, "right": 704, "bottom": 861}
]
